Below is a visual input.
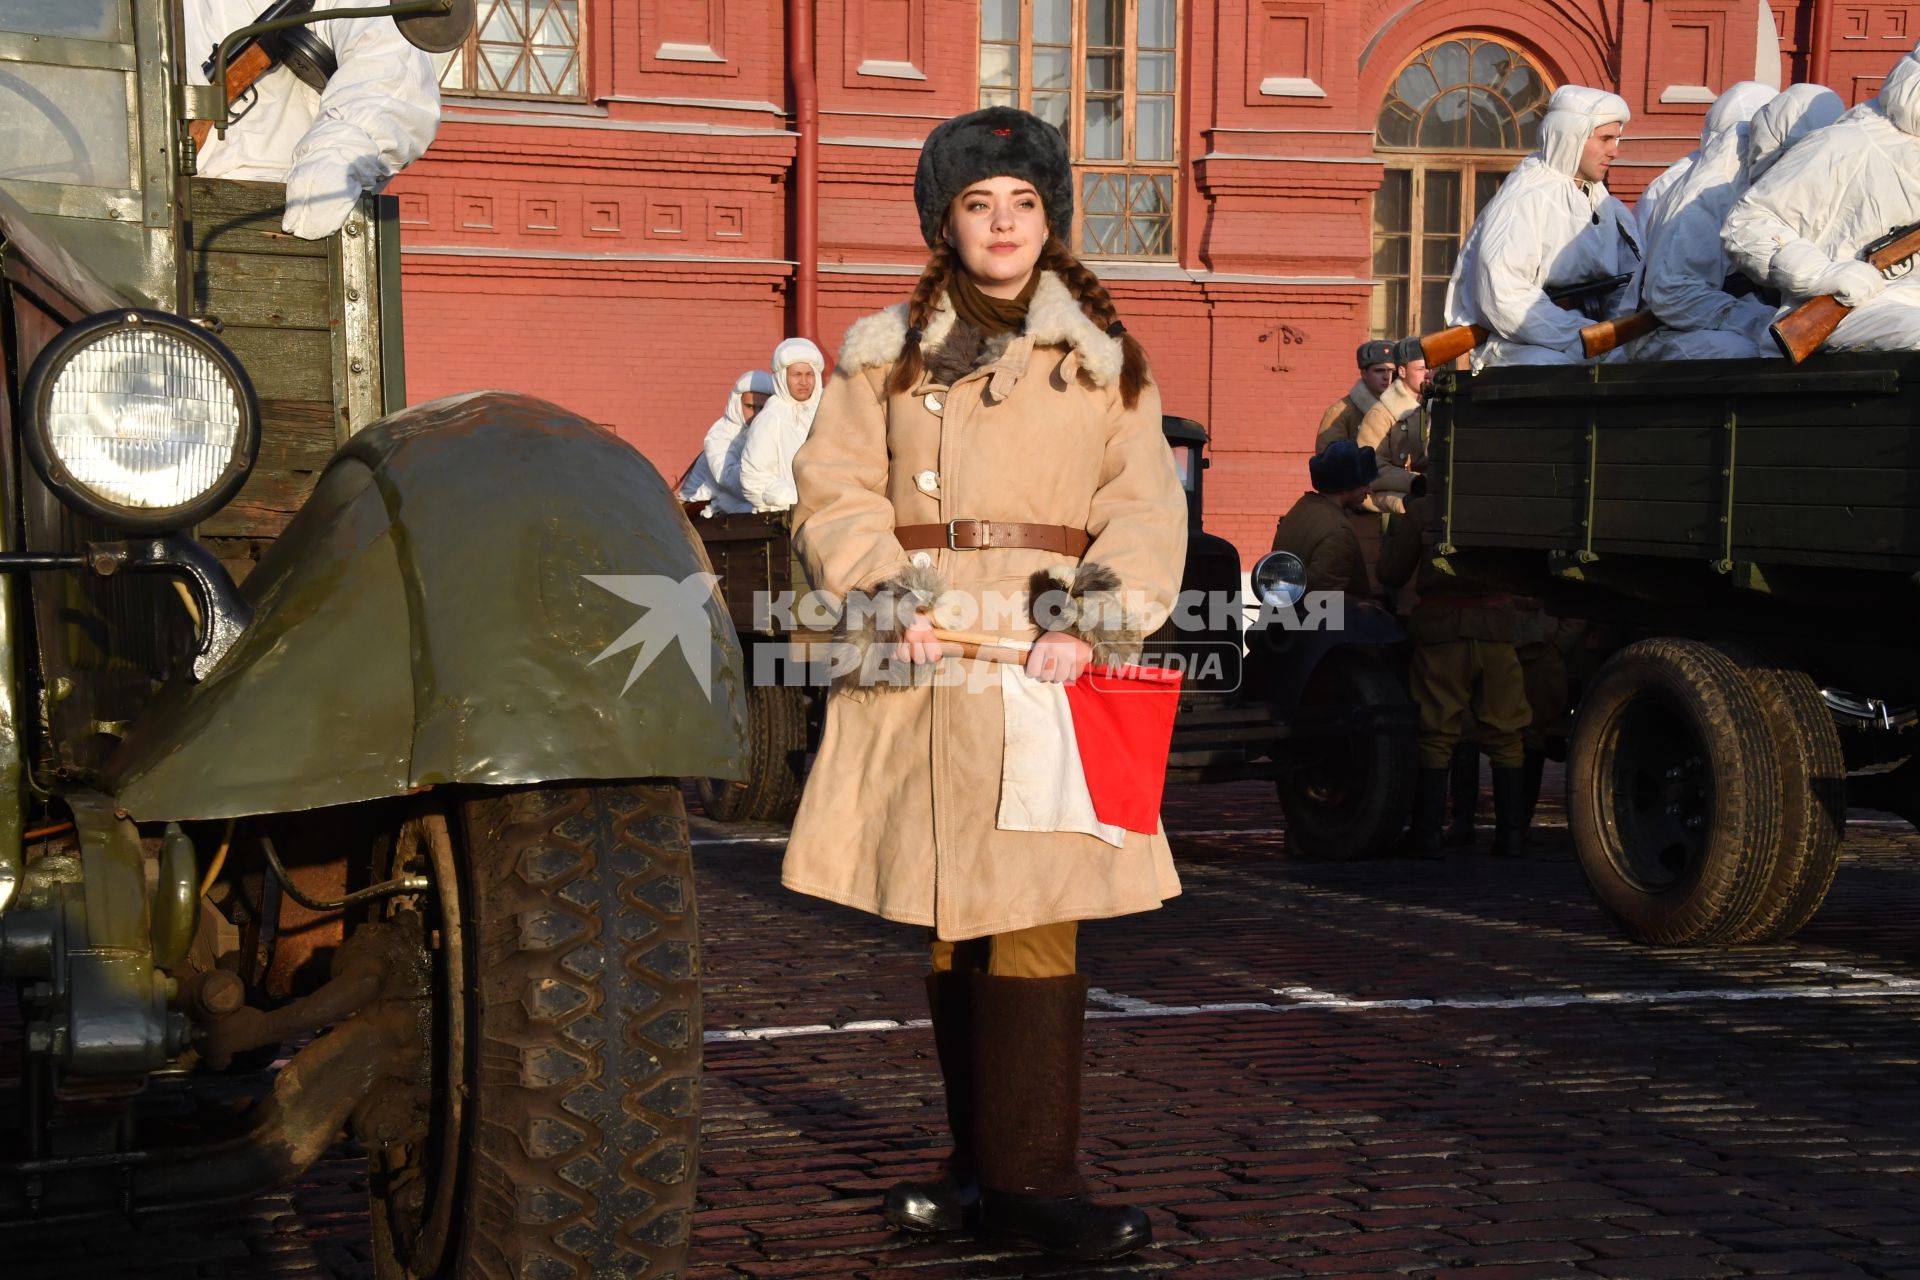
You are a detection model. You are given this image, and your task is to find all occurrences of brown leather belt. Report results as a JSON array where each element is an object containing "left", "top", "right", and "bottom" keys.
[{"left": 895, "top": 520, "right": 1091, "bottom": 557}]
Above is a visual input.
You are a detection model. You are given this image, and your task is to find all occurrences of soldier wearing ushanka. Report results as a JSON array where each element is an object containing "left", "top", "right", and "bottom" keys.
[
  {"left": 1316, "top": 339, "right": 1396, "bottom": 452},
  {"left": 786, "top": 106, "right": 1188, "bottom": 1263}
]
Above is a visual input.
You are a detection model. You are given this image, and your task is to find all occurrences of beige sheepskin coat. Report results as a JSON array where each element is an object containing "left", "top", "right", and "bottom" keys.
[{"left": 783, "top": 271, "right": 1190, "bottom": 939}]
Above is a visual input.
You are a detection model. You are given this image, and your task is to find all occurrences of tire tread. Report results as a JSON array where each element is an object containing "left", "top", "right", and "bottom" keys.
[
  {"left": 458, "top": 782, "right": 700, "bottom": 1280},
  {"left": 696, "top": 684, "right": 809, "bottom": 823},
  {"left": 1723, "top": 654, "right": 1846, "bottom": 943},
  {"left": 1569, "top": 637, "right": 1781, "bottom": 946}
]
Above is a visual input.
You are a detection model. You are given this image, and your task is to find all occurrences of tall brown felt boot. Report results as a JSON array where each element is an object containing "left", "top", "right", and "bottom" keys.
[
  {"left": 884, "top": 972, "right": 981, "bottom": 1233},
  {"left": 972, "top": 972, "right": 1152, "bottom": 1261}
]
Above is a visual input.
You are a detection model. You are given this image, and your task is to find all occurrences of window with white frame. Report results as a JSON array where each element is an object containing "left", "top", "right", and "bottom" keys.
[
  {"left": 434, "top": 0, "right": 583, "bottom": 100},
  {"left": 979, "top": 0, "right": 1179, "bottom": 258}
]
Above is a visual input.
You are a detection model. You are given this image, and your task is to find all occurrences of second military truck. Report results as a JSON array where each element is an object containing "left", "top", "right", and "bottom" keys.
[{"left": 1427, "top": 354, "right": 1920, "bottom": 945}]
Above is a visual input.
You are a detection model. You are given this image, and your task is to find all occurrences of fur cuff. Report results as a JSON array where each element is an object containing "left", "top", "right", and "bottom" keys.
[
  {"left": 834, "top": 562, "right": 952, "bottom": 694},
  {"left": 1028, "top": 562, "right": 1145, "bottom": 666}
]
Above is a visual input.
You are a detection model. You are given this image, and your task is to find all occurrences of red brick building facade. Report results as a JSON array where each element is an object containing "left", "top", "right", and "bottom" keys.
[{"left": 390, "top": 0, "right": 1903, "bottom": 561}]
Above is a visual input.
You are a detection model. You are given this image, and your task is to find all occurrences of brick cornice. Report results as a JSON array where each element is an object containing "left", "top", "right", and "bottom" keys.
[
  {"left": 422, "top": 125, "right": 793, "bottom": 178},
  {"left": 404, "top": 249, "right": 792, "bottom": 289},
  {"left": 1194, "top": 156, "right": 1386, "bottom": 199},
  {"left": 821, "top": 152, "right": 917, "bottom": 183}
]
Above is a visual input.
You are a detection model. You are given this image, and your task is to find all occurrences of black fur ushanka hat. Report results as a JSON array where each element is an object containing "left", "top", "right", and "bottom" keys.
[{"left": 914, "top": 107, "right": 1074, "bottom": 249}]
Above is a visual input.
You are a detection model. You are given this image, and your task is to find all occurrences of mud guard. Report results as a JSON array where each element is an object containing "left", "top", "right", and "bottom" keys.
[
  {"left": 101, "top": 392, "right": 748, "bottom": 821},
  {"left": 1260, "top": 600, "right": 1408, "bottom": 713}
]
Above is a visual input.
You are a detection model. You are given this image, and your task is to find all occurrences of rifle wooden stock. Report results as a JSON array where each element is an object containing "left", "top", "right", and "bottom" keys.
[
  {"left": 1770, "top": 226, "right": 1920, "bottom": 363},
  {"left": 1417, "top": 272, "right": 1634, "bottom": 367},
  {"left": 1580, "top": 309, "right": 1660, "bottom": 359},
  {"left": 1420, "top": 324, "right": 1487, "bottom": 367},
  {"left": 189, "top": 43, "right": 276, "bottom": 151},
  {"left": 1770, "top": 294, "right": 1854, "bottom": 364}
]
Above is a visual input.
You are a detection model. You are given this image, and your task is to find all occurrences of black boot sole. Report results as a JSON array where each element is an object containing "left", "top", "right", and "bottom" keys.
[
  {"left": 979, "top": 1190, "right": 1153, "bottom": 1261},
  {"left": 984, "top": 1220, "right": 1152, "bottom": 1261},
  {"left": 884, "top": 1185, "right": 979, "bottom": 1234}
]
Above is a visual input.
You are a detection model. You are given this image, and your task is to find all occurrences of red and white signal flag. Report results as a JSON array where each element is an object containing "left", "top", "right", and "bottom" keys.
[{"left": 935, "top": 629, "right": 1183, "bottom": 838}]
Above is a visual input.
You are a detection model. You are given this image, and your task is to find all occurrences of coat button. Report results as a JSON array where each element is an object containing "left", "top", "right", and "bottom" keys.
[
  {"left": 914, "top": 469, "right": 940, "bottom": 495},
  {"left": 924, "top": 392, "right": 944, "bottom": 413},
  {"left": 910, "top": 551, "right": 933, "bottom": 569}
]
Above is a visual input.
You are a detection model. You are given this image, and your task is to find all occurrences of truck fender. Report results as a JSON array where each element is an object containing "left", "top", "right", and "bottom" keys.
[
  {"left": 1262, "top": 600, "right": 1408, "bottom": 712},
  {"left": 102, "top": 392, "right": 748, "bottom": 821}
]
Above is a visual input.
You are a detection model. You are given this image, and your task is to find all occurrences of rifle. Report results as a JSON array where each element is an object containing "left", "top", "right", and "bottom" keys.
[
  {"left": 190, "top": 0, "right": 335, "bottom": 152},
  {"left": 1419, "top": 272, "right": 1635, "bottom": 366},
  {"left": 1579, "top": 309, "right": 1661, "bottom": 358},
  {"left": 1770, "top": 221, "right": 1920, "bottom": 363}
]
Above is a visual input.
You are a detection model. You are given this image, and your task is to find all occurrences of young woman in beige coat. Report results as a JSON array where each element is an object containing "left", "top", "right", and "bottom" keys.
[{"left": 787, "top": 107, "right": 1189, "bottom": 1262}]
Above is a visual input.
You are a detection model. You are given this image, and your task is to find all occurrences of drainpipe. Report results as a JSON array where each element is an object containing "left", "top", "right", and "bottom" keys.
[
  {"left": 1808, "top": 0, "right": 1835, "bottom": 90},
  {"left": 788, "top": 0, "right": 819, "bottom": 342}
]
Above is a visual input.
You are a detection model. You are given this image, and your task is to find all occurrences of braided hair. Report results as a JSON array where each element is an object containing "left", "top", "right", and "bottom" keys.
[
  {"left": 884, "top": 239, "right": 956, "bottom": 399},
  {"left": 885, "top": 236, "right": 1150, "bottom": 408},
  {"left": 1037, "top": 237, "right": 1149, "bottom": 408}
]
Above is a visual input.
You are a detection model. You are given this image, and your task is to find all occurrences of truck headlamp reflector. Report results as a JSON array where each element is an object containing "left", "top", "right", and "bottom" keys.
[
  {"left": 1251, "top": 550, "right": 1307, "bottom": 610},
  {"left": 24, "top": 310, "right": 260, "bottom": 532}
]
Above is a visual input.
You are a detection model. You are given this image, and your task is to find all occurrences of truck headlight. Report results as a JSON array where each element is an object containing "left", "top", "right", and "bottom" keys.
[
  {"left": 22, "top": 310, "right": 260, "bottom": 532},
  {"left": 1250, "top": 551, "right": 1307, "bottom": 610}
]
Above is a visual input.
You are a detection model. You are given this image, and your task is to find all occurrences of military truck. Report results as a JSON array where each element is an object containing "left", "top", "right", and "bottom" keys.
[
  {"left": 0, "top": 5, "right": 746, "bottom": 1278},
  {"left": 1427, "top": 355, "right": 1920, "bottom": 946},
  {"left": 693, "top": 415, "right": 1418, "bottom": 859}
]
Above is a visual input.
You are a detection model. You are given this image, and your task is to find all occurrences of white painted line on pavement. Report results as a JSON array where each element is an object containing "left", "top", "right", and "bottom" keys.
[
  {"left": 707, "top": 1018, "right": 932, "bottom": 1043},
  {"left": 705, "top": 961, "right": 1920, "bottom": 1044},
  {"left": 690, "top": 813, "right": 1905, "bottom": 850}
]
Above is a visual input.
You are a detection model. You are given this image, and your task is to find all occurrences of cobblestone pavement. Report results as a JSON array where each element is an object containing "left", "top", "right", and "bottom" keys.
[{"left": 9, "top": 771, "right": 1920, "bottom": 1278}]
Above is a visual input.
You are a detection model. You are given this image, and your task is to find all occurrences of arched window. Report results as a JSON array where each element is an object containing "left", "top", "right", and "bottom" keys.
[{"left": 1371, "top": 36, "right": 1551, "bottom": 339}]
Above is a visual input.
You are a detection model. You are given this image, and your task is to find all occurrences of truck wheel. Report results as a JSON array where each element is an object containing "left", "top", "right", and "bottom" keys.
[
  {"left": 1277, "top": 652, "right": 1417, "bottom": 859},
  {"left": 695, "top": 684, "right": 810, "bottom": 823},
  {"left": 1568, "top": 638, "right": 1780, "bottom": 945},
  {"left": 1722, "top": 655, "right": 1846, "bottom": 943},
  {"left": 368, "top": 782, "right": 700, "bottom": 1280}
]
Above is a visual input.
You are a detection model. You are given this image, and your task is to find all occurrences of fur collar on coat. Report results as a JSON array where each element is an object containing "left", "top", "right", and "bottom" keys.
[{"left": 835, "top": 270, "right": 1125, "bottom": 388}]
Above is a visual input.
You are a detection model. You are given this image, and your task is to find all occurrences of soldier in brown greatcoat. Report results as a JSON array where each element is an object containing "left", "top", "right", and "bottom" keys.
[
  {"left": 1269, "top": 440, "right": 1378, "bottom": 598},
  {"left": 1315, "top": 340, "right": 1396, "bottom": 452},
  {"left": 1357, "top": 336, "right": 1430, "bottom": 515}
]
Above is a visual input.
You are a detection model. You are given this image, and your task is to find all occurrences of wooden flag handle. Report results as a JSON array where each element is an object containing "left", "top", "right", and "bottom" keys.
[
  {"left": 189, "top": 43, "right": 277, "bottom": 151},
  {"left": 929, "top": 627, "right": 1033, "bottom": 662}
]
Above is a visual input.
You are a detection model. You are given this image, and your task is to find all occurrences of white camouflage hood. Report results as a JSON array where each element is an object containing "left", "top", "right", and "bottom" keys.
[
  {"left": 1745, "top": 83, "right": 1844, "bottom": 182},
  {"left": 1881, "top": 43, "right": 1920, "bottom": 136},
  {"left": 1538, "top": 85, "right": 1631, "bottom": 177},
  {"left": 1701, "top": 81, "right": 1776, "bottom": 145}
]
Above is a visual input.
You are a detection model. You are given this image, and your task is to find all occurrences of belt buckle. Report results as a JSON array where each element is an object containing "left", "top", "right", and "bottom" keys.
[{"left": 946, "top": 518, "right": 988, "bottom": 550}]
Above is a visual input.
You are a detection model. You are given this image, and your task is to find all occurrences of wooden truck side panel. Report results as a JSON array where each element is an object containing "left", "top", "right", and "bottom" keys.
[{"left": 1438, "top": 359, "right": 1920, "bottom": 575}]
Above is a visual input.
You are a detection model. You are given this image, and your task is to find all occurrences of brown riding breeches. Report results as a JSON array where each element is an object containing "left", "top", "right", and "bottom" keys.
[
  {"left": 930, "top": 922, "right": 1079, "bottom": 978},
  {"left": 1411, "top": 638, "right": 1529, "bottom": 770}
]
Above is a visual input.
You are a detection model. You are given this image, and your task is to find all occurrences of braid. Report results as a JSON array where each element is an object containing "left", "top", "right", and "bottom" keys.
[
  {"left": 886, "top": 240, "right": 956, "bottom": 398},
  {"left": 1038, "top": 238, "right": 1150, "bottom": 408}
]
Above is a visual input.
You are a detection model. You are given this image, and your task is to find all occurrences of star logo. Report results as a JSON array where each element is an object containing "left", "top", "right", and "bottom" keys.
[{"left": 584, "top": 572, "right": 722, "bottom": 697}]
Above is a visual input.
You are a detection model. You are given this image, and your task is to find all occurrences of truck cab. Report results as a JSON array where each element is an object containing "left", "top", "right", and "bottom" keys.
[{"left": 0, "top": 7, "right": 744, "bottom": 1277}]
